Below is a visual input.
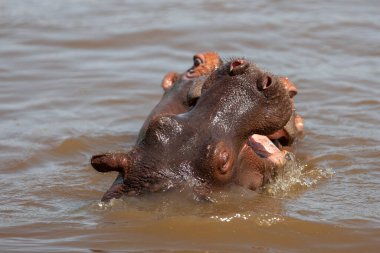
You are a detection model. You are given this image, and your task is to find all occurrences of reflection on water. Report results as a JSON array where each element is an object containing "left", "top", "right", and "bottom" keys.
[{"left": 1, "top": 0, "right": 380, "bottom": 252}]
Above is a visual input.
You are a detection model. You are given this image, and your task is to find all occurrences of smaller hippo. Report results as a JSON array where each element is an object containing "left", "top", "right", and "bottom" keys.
[{"left": 92, "top": 59, "right": 293, "bottom": 201}]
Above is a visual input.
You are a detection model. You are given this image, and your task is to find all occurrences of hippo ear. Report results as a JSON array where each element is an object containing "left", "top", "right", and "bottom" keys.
[
  {"left": 91, "top": 152, "right": 131, "bottom": 175},
  {"left": 161, "top": 72, "right": 179, "bottom": 92}
]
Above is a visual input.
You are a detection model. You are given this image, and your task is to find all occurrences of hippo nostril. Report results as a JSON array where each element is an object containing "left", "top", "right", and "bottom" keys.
[
  {"left": 265, "top": 76, "right": 272, "bottom": 88},
  {"left": 257, "top": 75, "right": 272, "bottom": 91},
  {"left": 229, "top": 59, "right": 249, "bottom": 76}
]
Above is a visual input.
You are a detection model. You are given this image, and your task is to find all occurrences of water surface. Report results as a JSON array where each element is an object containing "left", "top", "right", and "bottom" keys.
[{"left": 1, "top": 0, "right": 380, "bottom": 252}]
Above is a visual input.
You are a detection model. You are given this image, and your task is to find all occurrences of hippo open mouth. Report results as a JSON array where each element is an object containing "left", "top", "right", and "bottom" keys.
[
  {"left": 248, "top": 134, "right": 292, "bottom": 167},
  {"left": 267, "top": 111, "right": 304, "bottom": 149},
  {"left": 244, "top": 76, "right": 304, "bottom": 171},
  {"left": 238, "top": 86, "right": 304, "bottom": 181}
]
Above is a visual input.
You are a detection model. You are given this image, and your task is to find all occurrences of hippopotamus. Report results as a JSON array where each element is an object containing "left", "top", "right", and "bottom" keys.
[
  {"left": 98, "top": 52, "right": 222, "bottom": 201},
  {"left": 91, "top": 58, "right": 293, "bottom": 201}
]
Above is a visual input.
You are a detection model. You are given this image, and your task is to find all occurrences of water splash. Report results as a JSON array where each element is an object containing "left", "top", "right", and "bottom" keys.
[
  {"left": 210, "top": 213, "right": 285, "bottom": 226},
  {"left": 210, "top": 213, "right": 251, "bottom": 222},
  {"left": 255, "top": 213, "right": 285, "bottom": 226},
  {"left": 263, "top": 158, "right": 335, "bottom": 197}
]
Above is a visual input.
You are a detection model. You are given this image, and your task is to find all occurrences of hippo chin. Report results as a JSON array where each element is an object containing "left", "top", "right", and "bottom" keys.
[{"left": 91, "top": 58, "right": 293, "bottom": 202}]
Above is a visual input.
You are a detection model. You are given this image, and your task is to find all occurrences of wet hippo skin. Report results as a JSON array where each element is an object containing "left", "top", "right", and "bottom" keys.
[
  {"left": 267, "top": 77, "right": 304, "bottom": 149},
  {"left": 91, "top": 59, "right": 293, "bottom": 201},
  {"left": 100, "top": 52, "right": 222, "bottom": 201},
  {"left": 183, "top": 67, "right": 306, "bottom": 189},
  {"left": 186, "top": 69, "right": 304, "bottom": 151},
  {"left": 182, "top": 70, "right": 304, "bottom": 190},
  {"left": 137, "top": 52, "right": 222, "bottom": 143}
]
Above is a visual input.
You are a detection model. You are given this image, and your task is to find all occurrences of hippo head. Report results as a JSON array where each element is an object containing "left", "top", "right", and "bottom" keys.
[{"left": 91, "top": 59, "right": 293, "bottom": 201}]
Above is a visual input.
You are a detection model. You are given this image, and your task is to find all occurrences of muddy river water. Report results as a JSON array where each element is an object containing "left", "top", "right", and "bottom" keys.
[{"left": 1, "top": 0, "right": 379, "bottom": 252}]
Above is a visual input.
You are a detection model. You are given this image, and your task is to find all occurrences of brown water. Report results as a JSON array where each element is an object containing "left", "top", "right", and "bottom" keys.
[{"left": 1, "top": 0, "right": 380, "bottom": 252}]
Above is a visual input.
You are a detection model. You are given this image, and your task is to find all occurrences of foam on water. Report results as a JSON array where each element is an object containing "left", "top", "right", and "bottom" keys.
[{"left": 263, "top": 158, "right": 335, "bottom": 197}]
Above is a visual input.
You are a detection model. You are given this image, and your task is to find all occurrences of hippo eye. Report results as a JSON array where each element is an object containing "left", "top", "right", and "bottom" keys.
[
  {"left": 229, "top": 59, "right": 249, "bottom": 76},
  {"left": 193, "top": 56, "right": 203, "bottom": 67}
]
